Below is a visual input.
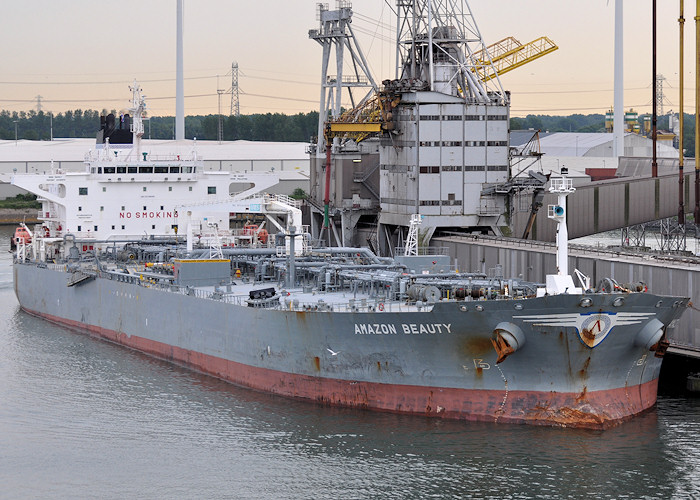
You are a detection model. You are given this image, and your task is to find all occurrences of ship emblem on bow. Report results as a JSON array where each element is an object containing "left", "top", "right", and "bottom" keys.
[{"left": 513, "top": 312, "right": 655, "bottom": 348}]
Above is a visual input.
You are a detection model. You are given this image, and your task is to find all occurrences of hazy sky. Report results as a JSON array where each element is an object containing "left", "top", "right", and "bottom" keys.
[{"left": 0, "top": 0, "right": 692, "bottom": 118}]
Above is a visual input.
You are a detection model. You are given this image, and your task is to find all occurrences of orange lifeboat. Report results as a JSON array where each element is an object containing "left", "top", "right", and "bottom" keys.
[
  {"left": 11, "top": 225, "right": 32, "bottom": 250},
  {"left": 14, "top": 226, "right": 32, "bottom": 245}
]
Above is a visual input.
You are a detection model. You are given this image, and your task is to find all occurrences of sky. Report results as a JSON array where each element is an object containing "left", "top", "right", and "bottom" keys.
[{"left": 0, "top": 0, "right": 693, "bottom": 118}]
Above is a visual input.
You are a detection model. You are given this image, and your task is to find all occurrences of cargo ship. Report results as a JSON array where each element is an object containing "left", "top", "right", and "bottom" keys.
[{"left": 11, "top": 85, "right": 690, "bottom": 429}]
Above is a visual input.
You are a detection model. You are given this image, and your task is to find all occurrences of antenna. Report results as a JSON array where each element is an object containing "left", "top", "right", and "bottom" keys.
[{"left": 35, "top": 95, "right": 43, "bottom": 113}]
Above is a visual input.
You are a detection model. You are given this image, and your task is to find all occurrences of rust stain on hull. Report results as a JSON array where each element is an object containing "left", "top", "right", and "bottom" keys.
[
  {"left": 461, "top": 337, "right": 493, "bottom": 356},
  {"left": 580, "top": 328, "right": 596, "bottom": 348},
  {"left": 579, "top": 357, "right": 591, "bottom": 378}
]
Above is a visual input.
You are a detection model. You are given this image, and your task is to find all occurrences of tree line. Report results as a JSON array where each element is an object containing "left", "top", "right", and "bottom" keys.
[
  {"left": 0, "top": 109, "right": 320, "bottom": 143},
  {"left": 0, "top": 108, "right": 694, "bottom": 156}
]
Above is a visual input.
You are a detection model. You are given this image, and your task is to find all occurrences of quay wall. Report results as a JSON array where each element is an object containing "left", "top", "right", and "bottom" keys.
[{"left": 435, "top": 235, "right": 700, "bottom": 354}]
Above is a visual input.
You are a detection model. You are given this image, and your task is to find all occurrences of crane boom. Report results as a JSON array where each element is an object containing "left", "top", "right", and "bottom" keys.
[{"left": 473, "top": 36, "right": 558, "bottom": 82}]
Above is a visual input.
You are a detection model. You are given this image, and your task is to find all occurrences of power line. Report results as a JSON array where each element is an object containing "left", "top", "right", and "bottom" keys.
[
  {"left": 514, "top": 86, "right": 648, "bottom": 95},
  {"left": 512, "top": 103, "right": 650, "bottom": 113},
  {"left": 239, "top": 92, "right": 319, "bottom": 105},
  {"left": 0, "top": 75, "right": 218, "bottom": 85}
]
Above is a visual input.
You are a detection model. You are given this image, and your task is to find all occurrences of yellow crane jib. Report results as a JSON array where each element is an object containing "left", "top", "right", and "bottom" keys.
[
  {"left": 327, "top": 122, "right": 382, "bottom": 134},
  {"left": 323, "top": 91, "right": 399, "bottom": 143},
  {"left": 473, "top": 36, "right": 558, "bottom": 82}
]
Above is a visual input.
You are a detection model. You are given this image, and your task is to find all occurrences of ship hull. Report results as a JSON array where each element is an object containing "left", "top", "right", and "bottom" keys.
[{"left": 13, "top": 263, "right": 685, "bottom": 428}]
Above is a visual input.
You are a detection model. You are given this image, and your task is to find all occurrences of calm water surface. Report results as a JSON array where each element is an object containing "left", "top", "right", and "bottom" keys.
[{"left": 1, "top": 227, "right": 699, "bottom": 499}]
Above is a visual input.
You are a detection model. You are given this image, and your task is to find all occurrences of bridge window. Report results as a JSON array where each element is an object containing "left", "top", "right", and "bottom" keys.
[
  {"left": 208, "top": 186, "right": 217, "bottom": 194},
  {"left": 77, "top": 225, "right": 81, "bottom": 231},
  {"left": 79, "top": 187, "right": 88, "bottom": 195},
  {"left": 128, "top": 166, "right": 137, "bottom": 174},
  {"left": 154, "top": 166, "right": 168, "bottom": 174},
  {"left": 117, "top": 166, "right": 127, "bottom": 174},
  {"left": 170, "top": 166, "right": 180, "bottom": 173}
]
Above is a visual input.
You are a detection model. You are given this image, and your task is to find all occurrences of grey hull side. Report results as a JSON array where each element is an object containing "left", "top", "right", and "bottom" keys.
[{"left": 13, "top": 263, "right": 688, "bottom": 427}]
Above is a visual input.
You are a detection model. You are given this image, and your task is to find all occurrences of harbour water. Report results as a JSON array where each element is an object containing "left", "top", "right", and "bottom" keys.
[{"left": 1, "top": 226, "right": 699, "bottom": 499}]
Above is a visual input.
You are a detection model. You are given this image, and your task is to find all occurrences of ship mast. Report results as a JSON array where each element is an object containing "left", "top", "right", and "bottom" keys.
[
  {"left": 129, "top": 81, "right": 146, "bottom": 159},
  {"left": 541, "top": 167, "right": 581, "bottom": 296}
]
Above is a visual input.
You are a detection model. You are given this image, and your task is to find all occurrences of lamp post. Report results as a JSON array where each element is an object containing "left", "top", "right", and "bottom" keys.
[{"left": 13, "top": 120, "right": 18, "bottom": 146}]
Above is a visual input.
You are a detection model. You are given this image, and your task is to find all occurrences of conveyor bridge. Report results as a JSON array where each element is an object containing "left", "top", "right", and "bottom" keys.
[{"left": 514, "top": 170, "right": 699, "bottom": 242}]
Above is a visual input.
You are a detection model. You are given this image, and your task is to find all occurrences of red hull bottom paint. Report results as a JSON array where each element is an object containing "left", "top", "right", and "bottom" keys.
[{"left": 25, "top": 307, "right": 658, "bottom": 429}]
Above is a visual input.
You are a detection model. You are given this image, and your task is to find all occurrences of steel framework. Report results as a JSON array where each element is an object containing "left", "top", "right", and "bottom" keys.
[
  {"left": 230, "top": 62, "right": 240, "bottom": 117},
  {"left": 309, "top": 1, "right": 378, "bottom": 152},
  {"left": 394, "top": 0, "right": 506, "bottom": 103}
]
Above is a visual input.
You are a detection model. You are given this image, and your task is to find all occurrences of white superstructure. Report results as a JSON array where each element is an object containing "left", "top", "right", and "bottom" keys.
[
  {"left": 11, "top": 83, "right": 281, "bottom": 251},
  {"left": 12, "top": 162, "right": 278, "bottom": 242}
]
